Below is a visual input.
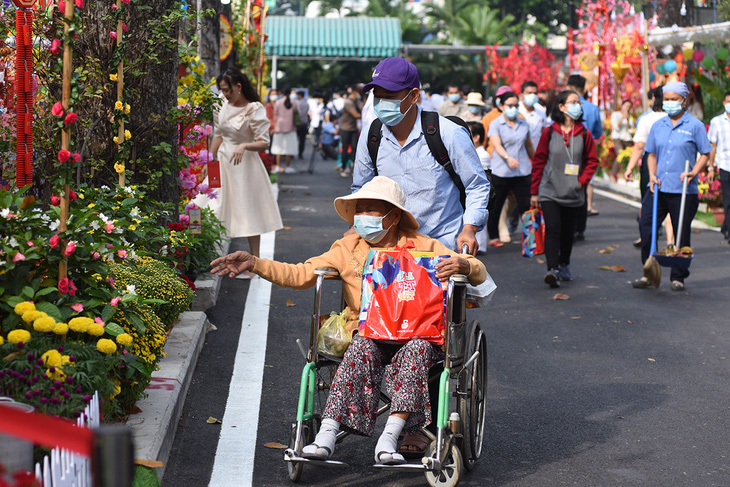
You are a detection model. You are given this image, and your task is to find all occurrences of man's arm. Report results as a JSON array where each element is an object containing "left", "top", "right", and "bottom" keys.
[{"left": 351, "top": 120, "right": 377, "bottom": 193}]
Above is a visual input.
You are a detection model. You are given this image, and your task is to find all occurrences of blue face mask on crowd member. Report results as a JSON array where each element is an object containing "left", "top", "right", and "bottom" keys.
[
  {"left": 565, "top": 103, "right": 583, "bottom": 120},
  {"left": 373, "top": 91, "right": 414, "bottom": 126},
  {"left": 468, "top": 106, "right": 480, "bottom": 114},
  {"left": 448, "top": 94, "right": 461, "bottom": 103},
  {"left": 504, "top": 106, "right": 519, "bottom": 119},
  {"left": 663, "top": 100, "right": 683, "bottom": 116},
  {"left": 523, "top": 93, "right": 538, "bottom": 107},
  {"left": 353, "top": 209, "right": 393, "bottom": 243},
  {"left": 725, "top": 103, "right": 730, "bottom": 114}
]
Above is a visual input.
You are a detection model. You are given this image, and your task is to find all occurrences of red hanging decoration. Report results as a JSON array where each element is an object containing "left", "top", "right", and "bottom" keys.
[{"left": 13, "top": 0, "right": 35, "bottom": 187}]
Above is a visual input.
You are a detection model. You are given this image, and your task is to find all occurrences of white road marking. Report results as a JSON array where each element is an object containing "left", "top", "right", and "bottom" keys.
[{"left": 209, "top": 185, "right": 278, "bottom": 487}]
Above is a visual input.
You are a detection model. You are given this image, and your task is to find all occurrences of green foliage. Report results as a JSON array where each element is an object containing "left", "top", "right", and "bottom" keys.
[
  {"left": 133, "top": 466, "right": 162, "bottom": 487},
  {"left": 181, "top": 208, "right": 228, "bottom": 277},
  {"left": 452, "top": 5, "right": 515, "bottom": 46}
]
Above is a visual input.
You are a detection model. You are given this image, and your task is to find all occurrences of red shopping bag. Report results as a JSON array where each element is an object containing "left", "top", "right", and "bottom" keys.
[
  {"left": 359, "top": 244, "right": 446, "bottom": 345},
  {"left": 208, "top": 160, "right": 221, "bottom": 188},
  {"left": 521, "top": 206, "right": 545, "bottom": 257}
]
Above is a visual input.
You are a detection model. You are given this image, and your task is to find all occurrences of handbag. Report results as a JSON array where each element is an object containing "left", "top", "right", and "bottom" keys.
[
  {"left": 358, "top": 242, "right": 448, "bottom": 345},
  {"left": 293, "top": 105, "right": 302, "bottom": 126},
  {"left": 521, "top": 206, "right": 545, "bottom": 258}
]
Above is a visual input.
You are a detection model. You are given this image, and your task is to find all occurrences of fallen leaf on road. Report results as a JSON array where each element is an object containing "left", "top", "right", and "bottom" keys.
[
  {"left": 264, "top": 442, "right": 288, "bottom": 449},
  {"left": 587, "top": 285, "right": 599, "bottom": 289},
  {"left": 305, "top": 192, "right": 312, "bottom": 196},
  {"left": 599, "top": 248, "right": 612, "bottom": 254},
  {"left": 286, "top": 299, "right": 296, "bottom": 307},
  {"left": 135, "top": 459, "right": 164, "bottom": 468},
  {"left": 599, "top": 266, "right": 611, "bottom": 270},
  {"left": 627, "top": 320, "right": 634, "bottom": 324},
  {"left": 553, "top": 293, "right": 570, "bottom": 300},
  {"left": 283, "top": 226, "right": 292, "bottom": 230},
  {"left": 128, "top": 405, "right": 143, "bottom": 414},
  {"left": 610, "top": 265, "right": 626, "bottom": 272},
  {"left": 537, "top": 258, "right": 545, "bottom": 264},
  {"left": 571, "top": 316, "right": 581, "bottom": 319},
  {"left": 647, "top": 358, "right": 656, "bottom": 362},
  {"left": 206, "top": 417, "right": 222, "bottom": 424},
  {"left": 606, "top": 245, "right": 615, "bottom": 251},
  {"left": 693, "top": 230, "right": 701, "bottom": 234}
]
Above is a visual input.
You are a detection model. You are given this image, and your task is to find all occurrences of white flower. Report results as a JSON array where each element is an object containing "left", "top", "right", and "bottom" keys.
[
  {"left": 130, "top": 207, "right": 140, "bottom": 217},
  {"left": 8, "top": 237, "right": 18, "bottom": 248},
  {"left": 126, "top": 284, "right": 137, "bottom": 295},
  {"left": 91, "top": 220, "right": 100, "bottom": 230},
  {"left": 160, "top": 245, "right": 168, "bottom": 255},
  {"left": 98, "top": 213, "right": 108, "bottom": 222},
  {"left": 129, "top": 250, "right": 138, "bottom": 260},
  {"left": 101, "top": 185, "right": 110, "bottom": 191},
  {"left": 49, "top": 219, "right": 60, "bottom": 231},
  {"left": 121, "top": 237, "right": 129, "bottom": 246},
  {"left": 0, "top": 208, "right": 10, "bottom": 218}
]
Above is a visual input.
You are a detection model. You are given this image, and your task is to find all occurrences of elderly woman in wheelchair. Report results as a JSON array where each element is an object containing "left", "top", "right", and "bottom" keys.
[{"left": 211, "top": 176, "right": 486, "bottom": 471}]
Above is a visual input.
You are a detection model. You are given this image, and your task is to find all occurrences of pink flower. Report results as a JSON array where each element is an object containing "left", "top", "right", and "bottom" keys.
[
  {"left": 92, "top": 251, "right": 101, "bottom": 259},
  {"left": 94, "top": 317, "right": 106, "bottom": 327},
  {"left": 122, "top": 0, "right": 129, "bottom": 3},
  {"left": 50, "top": 234, "right": 60, "bottom": 249},
  {"left": 105, "top": 277, "right": 115, "bottom": 286},
  {"left": 75, "top": 0, "right": 84, "bottom": 8},
  {"left": 58, "top": 278, "right": 77, "bottom": 296},
  {"left": 112, "top": 3, "right": 117, "bottom": 10},
  {"left": 117, "top": 249, "right": 128, "bottom": 259},
  {"left": 122, "top": 23, "right": 128, "bottom": 32},
  {"left": 185, "top": 202, "right": 198, "bottom": 213},
  {"left": 104, "top": 222, "right": 115, "bottom": 233},
  {"left": 58, "top": 150, "right": 71, "bottom": 163},
  {"left": 72, "top": 153, "right": 81, "bottom": 163},
  {"left": 106, "top": 244, "right": 114, "bottom": 249},
  {"left": 64, "top": 112, "right": 77, "bottom": 125},
  {"left": 64, "top": 241, "right": 76, "bottom": 256},
  {"left": 51, "top": 102, "right": 64, "bottom": 117},
  {"left": 70, "top": 303, "right": 84, "bottom": 312},
  {"left": 51, "top": 196, "right": 60, "bottom": 206},
  {"left": 27, "top": 241, "right": 34, "bottom": 247},
  {"left": 58, "top": 0, "right": 65, "bottom": 12},
  {"left": 13, "top": 252, "right": 25, "bottom": 262},
  {"left": 110, "top": 297, "right": 121, "bottom": 307},
  {"left": 110, "top": 31, "right": 117, "bottom": 40},
  {"left": 51, "top": 39, "right": 62, "bottom": 55},
  {"left": 179, "top": 214, "right": 190, "bottom": 226}
]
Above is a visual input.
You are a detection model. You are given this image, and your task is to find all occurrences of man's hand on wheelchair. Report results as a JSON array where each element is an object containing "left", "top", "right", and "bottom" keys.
[
  {"left": 456, "top": 224, "right": 478, "bottom": 256},
  {"left": 210, "top": 251, "right": 255, "bottom": 278},
  {"left": 435, "top": 256, "right": 470, "bottom": 282}
]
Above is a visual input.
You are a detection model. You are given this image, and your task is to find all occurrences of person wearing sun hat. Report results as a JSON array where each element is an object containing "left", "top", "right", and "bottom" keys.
[
  {"left": 352, "top": 57, "right": 490, "bottom": 255},
  {"left": 210, "top": 175, "right": 486, "bottom": 465},
  {"left": 462, "top": 92, "right": 486, "bottom": 122},
  {"left": 481, "top": 85, "right": 512, "bottom": 154},
  {"left": 632, "top": 80, "right": 712, "bottom": 291}
]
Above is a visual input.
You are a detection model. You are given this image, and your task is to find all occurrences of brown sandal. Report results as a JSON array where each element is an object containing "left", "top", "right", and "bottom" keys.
[{"left": 397, "top": 430, "right": 431, "bottom": 457}]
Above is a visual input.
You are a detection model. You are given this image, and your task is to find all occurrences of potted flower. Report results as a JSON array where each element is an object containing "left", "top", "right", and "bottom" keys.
[{"left": 698, "top": 171, "right": 723, "bottom": 225}]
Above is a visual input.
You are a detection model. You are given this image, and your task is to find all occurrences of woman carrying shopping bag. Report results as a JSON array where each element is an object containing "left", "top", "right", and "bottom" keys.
[{"left": 531, "top": 90, "right": 599, "bottom": 288}]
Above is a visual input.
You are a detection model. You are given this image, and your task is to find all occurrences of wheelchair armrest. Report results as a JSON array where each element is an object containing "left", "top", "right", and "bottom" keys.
[
  {"left": 448, "top": 274, "right": 469, "bottom": 284},
  {"left": 314, "top": 267, "right": 340, "bottom": 278}
]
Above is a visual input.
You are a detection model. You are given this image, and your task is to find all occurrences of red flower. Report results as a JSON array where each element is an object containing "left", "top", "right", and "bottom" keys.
[
  {"left": 58, "top": 0, "right": 65, "bottom": 12},
  {"left": 167, "top": 222, "right": 186, "bottom": 231},
  {"left": 69, "top": 189, "right": 77, "bottom": 201},
  {"left": 72, "top": 153, "right": 81, "bottom": 163},
  {"left": 64, "top": 241, "right": 76, "bottom": 256},
  {"left": 110, "top": 31, "right": 117, "bottom": 40},
  {"left": 122, "top": 23, "right": 128, "bottom": 32},
  {"left": 58, "top": 150, "right": 71, "bottom": 163},
  {"left": 51, "top": 102, "right": 64, "bottom": 117},
  {"left": 58, "top": 278, "right": 77, "bottom": 296},
  {"left": 122, "top": 0, "right": 129, "bottom": 3},
  {"left": 112, "top": 3, "right": 117, "bottom": 10},
  {"left": 50, "top": 234, "right": 60, "bottom": 249},
  {"left": 51, "top": 196, "right": 60, "bottom": 207},
  {"left": 64, "top": 112, "right": 78, "bottom": 125},
  {"left": 51, "top": 39, "right": 62, "bottom": 55},
  {"left": 75, "top": 0, "right": 84, "bottom": 8}
]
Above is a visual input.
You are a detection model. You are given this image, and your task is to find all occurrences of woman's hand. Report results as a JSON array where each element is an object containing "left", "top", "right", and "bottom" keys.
[
  {"left": 210, "top": 251, "right": 255, "bottom": 278},
  {"left": 435, "top": 256, "right": 470, "bottom": 282},
  {"left": 507, "top": 156, "right": 520, "bottom": 170},
  {"left": 649, "top": 175, "right": 661, "bottom": 193},
  {"left": 231, "top": 143, "right": 248, "bottom": 165},
  {"left": 530, "top": 195, "right": 540, "bottom": 207}
]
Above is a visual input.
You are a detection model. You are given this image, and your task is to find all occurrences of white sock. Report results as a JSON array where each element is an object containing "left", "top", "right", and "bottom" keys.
[
  {"left": 312, "top": 418, "right": 340, "bottom": 453},
  {"left": 375, "top": 416, "right": 406, "bottom": 456}
]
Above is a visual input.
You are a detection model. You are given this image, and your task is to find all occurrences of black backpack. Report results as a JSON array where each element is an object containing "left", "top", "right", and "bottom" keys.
[{"left": 366, "top": 111, "right": 469, "bottom": 209}]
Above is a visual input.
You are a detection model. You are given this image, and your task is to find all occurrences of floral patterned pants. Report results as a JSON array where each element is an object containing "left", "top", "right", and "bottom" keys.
[{"left": 322, "top": 334, "right": 443, "bottom": 436}]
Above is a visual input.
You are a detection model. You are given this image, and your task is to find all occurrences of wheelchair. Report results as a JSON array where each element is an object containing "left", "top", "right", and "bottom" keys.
[{"left": 283, "top": 261, "right": 488, "bottom": 487}]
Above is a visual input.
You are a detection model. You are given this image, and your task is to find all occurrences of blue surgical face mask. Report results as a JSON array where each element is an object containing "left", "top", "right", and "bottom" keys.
[
  {"left": 725, "top": 103, "right": 730, "bottom": 114},
  {"left": 448, "top": 94, "right": 461, "bottom": 103},
  {"left": 353, "top": 209, "right": 393, "bottom": 243},
  {"left": 523, "top": 93, "right": 538, "bottom": 107},
  {"left": 663, "top": 100, "right": 683, "bottom": 116},
  {"left": 565, "top": 103, "right": 583, "bottom": 120},
  {"left": 374, "top": 91, "right": 414, "bottom": 127},
  {"left": 468, "top": 106, "right": 481, "bottom": 114},
  {"left": 504, "top": 106, "right": 519, "bottom": 119}
]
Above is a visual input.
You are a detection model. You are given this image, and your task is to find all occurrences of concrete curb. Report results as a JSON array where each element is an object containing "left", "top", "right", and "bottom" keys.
[
  {"left": 191, "top": 240, "right": 230, "bottom": 311},
  {"left": 126, "top": 311, "right": 211, "bottom": 480}
]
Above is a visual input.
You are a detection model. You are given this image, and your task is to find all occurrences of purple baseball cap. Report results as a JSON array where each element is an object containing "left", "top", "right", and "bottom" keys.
[{"left": 362, "top": 57, "right": 421, "bottom": 93}]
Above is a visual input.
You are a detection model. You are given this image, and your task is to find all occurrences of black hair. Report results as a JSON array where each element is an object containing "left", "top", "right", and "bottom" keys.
[
  {"left": 498, "top": 91, "right": 519, "bottom": 106},
  {"left": 521, "top": 80, "right": 538, "bottom": 93},
  {"left": 651, "top": 86, "right": 663, "bottom": 112},
  {"left": 297, "top": 90, "right": 306, "bottom": 98},
  {"left": 448, "top": 83, "right": 459, "bottom": 90},
  {"left": 551, "top": 90, "right": 583, "bottom": 124},
  {"left": 281, "top": 85, "right": 292, "bottom": 109},
  {"left": 217, "top": 68, "right": 260, "bottom": 103},
  {"left": 467, "top": 121, "right": 485, "bottom": 145},
  {"left": 567, "top": 74, "right": 586, "bottom": 92},
  {"left": 725, "top": 91, "right": 730, "bottom": 100},
  {"left": 621, "top": 99, "right": 632, "bottom": 106},
  {"left": 460, "top": 84, "right": 472, "bottom": 95}
]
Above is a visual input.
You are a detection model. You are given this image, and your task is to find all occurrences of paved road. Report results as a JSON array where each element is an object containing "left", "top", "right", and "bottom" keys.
[{"left": 163, "top": 151, "right": 730, "bottom": 487}]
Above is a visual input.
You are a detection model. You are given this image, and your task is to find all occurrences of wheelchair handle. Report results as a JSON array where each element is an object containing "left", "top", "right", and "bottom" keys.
[
  {"left": 314, "top": 267, "right": 340, "bottom": 278},
  {"left": 461, "top": 243, "right": 469, "bottom": 254}
]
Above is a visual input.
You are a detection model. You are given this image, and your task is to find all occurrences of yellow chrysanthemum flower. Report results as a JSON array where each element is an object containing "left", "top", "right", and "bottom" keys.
[
  {"left": 113, "top": 136, "right": 119, "bottom": 144},
  {"left": 46, "top": 367, "right": 65, "bottom": 381},
  {"left": 8, "top": 329, "right": 31, "bottom": 344},
  {"left": 42, "top": 349, "right": 63, "bottom": 367},
  {"left": 110, "top": 74, "right": 118, "bottom": 81},
  {"left": 124, "top": 103, "right": 130, "bottom": 114},
  {"left": 87, "top": 323, "right": 105, "bottom": 337},
  {"left": 14, "top": 301, "right": 36, "bottom": 316},
  {"left": 0, "top": 336, "right": 4, "bottom": 345},
  {"left": 116, "top": 333, "right": 133, "bottom": 346},
  {"left": 22, "top": 310, "right": 47, "bottom": 324},
  {"left": 124, "top": 130, "right": 131, "bottom": 141},
  {"left": 68, "top": 317, "right": 93, "bottom": 333},
  {"left": 114, "top": 100, "right": 123, "bottom": 111},
  {"left": 53, "top": 323, "right": 69, "bottom": 335},
  {"left": 97, "top": 338, "right": 117, "bottom": 355},
  {"left": 33, "top": 317, "right": 57, "bottom": 333}
]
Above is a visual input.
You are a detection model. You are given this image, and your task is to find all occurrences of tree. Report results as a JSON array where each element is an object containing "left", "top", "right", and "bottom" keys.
[
  {"left": 365, "top": 0, "right": 429, "bottom": 44},
  {"left": 452, "top": 6, "right": 514, "bottom": 46},
  {"left": 425, "top": 0, "right": 481, "bottom": 43}
]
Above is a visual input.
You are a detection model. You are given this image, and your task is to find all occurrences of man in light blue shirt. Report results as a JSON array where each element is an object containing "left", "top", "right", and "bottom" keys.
[
  {"left": 352, "top": 57, "right": 489, "bottom": 252},
  {"left": 708, "top": 90, "right": 730, "bottom": 242},
  {"left": 634, "top": 81, "right": 712, "bottom": 291}
]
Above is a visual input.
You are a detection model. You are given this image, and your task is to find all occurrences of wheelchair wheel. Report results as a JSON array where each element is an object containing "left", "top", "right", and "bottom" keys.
[
  {"left": 424, "top": 440, "right": 462, "bottom": 487},
  {"left": 287, "top": 420, "right": 314, "bottom": 482},
  {"left": 457, "top": 322, "right": 487, "bottom": 471}
]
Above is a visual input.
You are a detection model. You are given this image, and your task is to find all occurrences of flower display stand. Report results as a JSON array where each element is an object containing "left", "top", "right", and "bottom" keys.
[{"left": 191, "top": 240, "right": 230, "bottom": 311}]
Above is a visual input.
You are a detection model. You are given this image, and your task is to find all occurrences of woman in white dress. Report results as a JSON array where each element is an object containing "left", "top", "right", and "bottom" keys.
[{"left": 209, "top": 69, "right": 283, "bottom": 278}]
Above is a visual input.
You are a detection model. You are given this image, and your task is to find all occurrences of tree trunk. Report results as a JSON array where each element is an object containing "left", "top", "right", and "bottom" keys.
[{"left": 200, "top": 0, "right": 220, "bottom": 83}]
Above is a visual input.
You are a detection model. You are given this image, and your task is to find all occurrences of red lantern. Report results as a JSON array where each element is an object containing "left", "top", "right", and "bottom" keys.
[
  {"left": 13, "top": 1, "right": 35, "bottom": 187},
  {"left": 12, "top": 0, "right": 38, "bottom": 7}
]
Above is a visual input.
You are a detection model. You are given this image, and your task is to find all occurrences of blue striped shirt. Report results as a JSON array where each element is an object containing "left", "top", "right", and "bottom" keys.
[{"left": 352, "top": 107, "right": 490, "bottom": 250}]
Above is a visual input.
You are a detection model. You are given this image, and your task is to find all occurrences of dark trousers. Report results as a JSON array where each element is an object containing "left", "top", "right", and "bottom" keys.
[
  {"left": 720, "top": 169, "right": 730, "bottom": 237},
  {"left": 541, "top": 200, "right": 579, "bottom": 271},
  {"left": 639, "top": 190, "right": 698, "bottom": 282},
  {"left": 575, "top": 185, "right": 588, "bottom": 234},
  {"left": 339, "top": 129, "right": 358, "bottom": 168},
  {"left": 321, "top": 143, "right": 338, "bottom": 160},
  {"left": 637, "top": 152, "right": 650, "bottom": 235},
  {"left": 486, "top": 175, "right": 531, "bottom": 239},
  {"left": 297, "top": 123, "right": 309, "bottom": 158}
]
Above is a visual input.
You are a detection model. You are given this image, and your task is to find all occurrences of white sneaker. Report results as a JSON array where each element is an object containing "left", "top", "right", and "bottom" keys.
[{"left": 284, "top": 167, "right": 297, "bottom": 174}]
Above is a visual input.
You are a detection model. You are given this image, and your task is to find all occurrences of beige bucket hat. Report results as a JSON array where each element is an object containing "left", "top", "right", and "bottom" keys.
[
  {"left": 466, "top": 92, "right": 485, "bottom": 106},
  {"left": 334, "top": 176, "right": 419, "bottom": 230}
]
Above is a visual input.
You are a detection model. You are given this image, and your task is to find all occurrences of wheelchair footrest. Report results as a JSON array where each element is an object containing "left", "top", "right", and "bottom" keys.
[
  {"left": 283, "top": 449, "right": 349, "bottom": 468},
  {"left": 373, "top": 457, "right": 441, "bottom": 472}
]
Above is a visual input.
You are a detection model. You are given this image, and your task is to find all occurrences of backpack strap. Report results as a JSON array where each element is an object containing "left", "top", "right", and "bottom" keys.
[
  {"left": 421, "top": 111, "right": 467, "bottom": 209},
  {"left": 367, "top": 119, "right": 383, "bottom": 177}
]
